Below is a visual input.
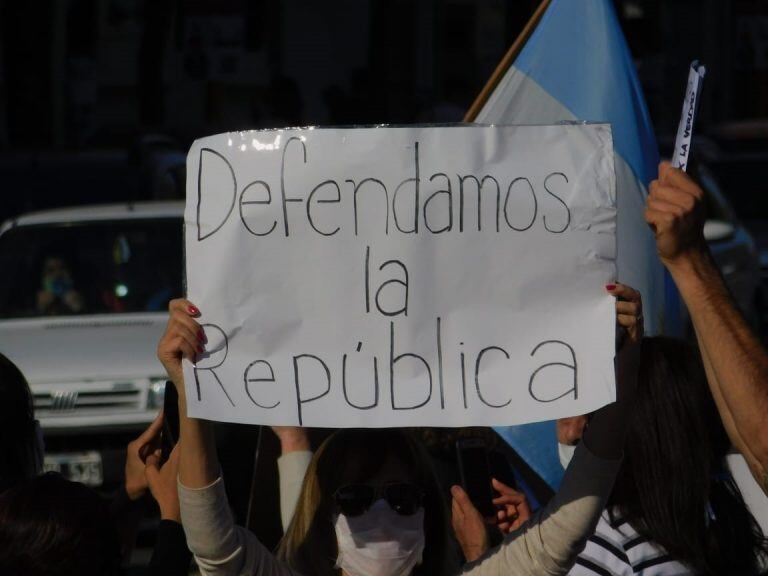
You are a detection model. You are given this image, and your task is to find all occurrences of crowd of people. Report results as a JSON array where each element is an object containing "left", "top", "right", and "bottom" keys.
[{"left": 1, "top": 162, "right": 768, "bottom": 575}]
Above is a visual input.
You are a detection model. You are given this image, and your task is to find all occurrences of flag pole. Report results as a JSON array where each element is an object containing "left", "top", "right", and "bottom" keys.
[{"left": 464, "top": 0, "right": 552, "bottom": 122}]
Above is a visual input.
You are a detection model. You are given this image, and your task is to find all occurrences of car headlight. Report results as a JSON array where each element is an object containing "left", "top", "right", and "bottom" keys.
[{"left": 147, "top": 378, "right": 167, "bottom": 409}]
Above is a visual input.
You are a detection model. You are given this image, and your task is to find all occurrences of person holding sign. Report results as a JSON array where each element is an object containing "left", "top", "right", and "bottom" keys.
[
  {"left": 458, "top": 287, "right": 768, "bottom": 574},
  {"left": 645, "top": 162, "right": 768, "bottom": 496},
  {"left": 157, "top": 294, "right": 640, "bottom": 576},
  {"left": 565, "top": 336, "right": 768, "bottom": 575}
]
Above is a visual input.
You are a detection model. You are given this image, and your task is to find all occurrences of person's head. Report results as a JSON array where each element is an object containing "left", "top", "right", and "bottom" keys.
[
  {"left": 0, "top": 353, "right": 41, "bottom": 493},
  {"left": 0, "top": 473, "right": 121, "bottom": 576},
  {"left": 611, "top": 336, "right": 768, "bottom": 575},
  {"left": 41, "top": 256, "right": 72, "bottom": 284},
  {"left": 277, "top": 428, "right": 454, "bottom": 576}
]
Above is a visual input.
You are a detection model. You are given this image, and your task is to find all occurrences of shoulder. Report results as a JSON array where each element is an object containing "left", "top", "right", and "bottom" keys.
[
  {"left": 569, "top": 511, "right": 632, "bottom": 575},
  {"left": 571, "top": 509, "right": 694, "bottom": 576}
]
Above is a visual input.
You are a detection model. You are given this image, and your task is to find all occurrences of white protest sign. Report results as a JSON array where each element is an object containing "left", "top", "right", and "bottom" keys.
[{"left": 182, "top": 124, "right": 617, "bottom": 427}]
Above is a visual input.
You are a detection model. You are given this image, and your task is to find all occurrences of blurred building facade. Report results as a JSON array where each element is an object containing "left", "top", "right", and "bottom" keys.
[
  {"left": 0, "top": 0, "right": 766, "bottom": 151},
  {"left": 0, "top": 0, "right": 516, "bottom": 150}
]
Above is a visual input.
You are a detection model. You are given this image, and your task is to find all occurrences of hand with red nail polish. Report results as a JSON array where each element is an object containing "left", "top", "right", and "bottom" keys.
[
  {"left": 607, "top": 283, "right": 644, "bottom": 345},
  {"left": 157, "top": 299, "right": 203, "bottom": 396}
]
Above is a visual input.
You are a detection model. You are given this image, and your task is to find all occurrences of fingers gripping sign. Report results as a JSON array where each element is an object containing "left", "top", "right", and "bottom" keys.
[
  {"left": 606, "top": 283, "right": 644, "bottom": 345},
  {"left": 157, "top": 299, "right": 204, "bottom": 387},
  {"left": 157, "top": 299, "right": 234, "bottom": 407}
]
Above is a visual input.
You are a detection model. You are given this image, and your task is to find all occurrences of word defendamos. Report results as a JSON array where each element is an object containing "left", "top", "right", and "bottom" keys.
[
  {"left": 196, "top": 138, "right": 573, "bottom": 242},
  {"left": 184, "top": 125, "right": 617, "bottom": 428}
]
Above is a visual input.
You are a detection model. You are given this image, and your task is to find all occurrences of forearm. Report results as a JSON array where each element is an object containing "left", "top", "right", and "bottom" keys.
[
  {"left": 278, "top": 451, "right": 313, "bottom": 531},
  {"left": 179, "top": 477, "right": 295, "bottom": 576},
  {"left": 689, "top": 278, "right": 768, "bottom": 489},
  {"left": 460, "top": 347, "right": 633, "bottom": 575},
  {"left": 669, "top": 250, "right": 768, "bottom": 472},
  {"left": 175, "top": 371, "right": 220, "bottom": 489},
  {"left": 695, "top": 329, "right": 755, "bottom": 458},
  {"left": 277, "top": 429, "right": 310, "bottom": 453},
  {"left": 460, "top": 443, "right": 621, "bottom": 575},
  {"left": 581, "top": 342, "right": 640, "bottom": 460}
]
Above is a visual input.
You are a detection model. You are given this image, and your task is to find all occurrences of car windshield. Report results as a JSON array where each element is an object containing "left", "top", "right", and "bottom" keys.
[{"left": 0, "top": 218, "right": 183, "bottom": 319}]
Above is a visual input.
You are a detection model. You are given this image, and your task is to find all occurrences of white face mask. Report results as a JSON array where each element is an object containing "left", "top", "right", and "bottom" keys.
[
  {"left": 334, "top": 499, "right": 425, "bottom": 576},
  {"left": 558, "top": 442, "right": 576, "bottom": 470}
]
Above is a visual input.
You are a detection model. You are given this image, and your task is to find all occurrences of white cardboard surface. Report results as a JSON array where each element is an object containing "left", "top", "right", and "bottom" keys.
[{"left": 183, "top": 124, "right": 617, "bottom": 427}]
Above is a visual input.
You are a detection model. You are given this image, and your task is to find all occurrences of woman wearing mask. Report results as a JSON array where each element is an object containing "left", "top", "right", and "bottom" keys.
[{"left": 158, "top": 289, "right": 639, "bottom": 576}]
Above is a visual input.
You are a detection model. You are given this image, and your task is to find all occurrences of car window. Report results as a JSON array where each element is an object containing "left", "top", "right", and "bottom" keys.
[{"left": 0, "top": 218, "right": 183, "bottom": 319}]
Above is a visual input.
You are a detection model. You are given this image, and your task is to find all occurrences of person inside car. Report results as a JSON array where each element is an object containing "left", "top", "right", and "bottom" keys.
[{"left": 36, "top": 256, "right": 84, "bottom": 315}]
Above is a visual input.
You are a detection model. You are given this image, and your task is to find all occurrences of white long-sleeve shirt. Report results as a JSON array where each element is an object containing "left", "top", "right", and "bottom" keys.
[{"left": 179, "top": 442, "right": 621, "bottom": 576}]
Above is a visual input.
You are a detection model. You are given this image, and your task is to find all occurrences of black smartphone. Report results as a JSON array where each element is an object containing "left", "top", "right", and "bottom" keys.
[
  {"left": 456, "top": 437, "right": 495, "bottom": 518},
  {"left": 161, "top": 381, "right": 180, "bottom": 461}
]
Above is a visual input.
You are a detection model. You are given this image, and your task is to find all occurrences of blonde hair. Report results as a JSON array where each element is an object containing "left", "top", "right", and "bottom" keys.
[
  {"left": 276, "top": 437, "right": 329, "bottom": 564},
  {"left": 276, "top": 429, "right": 456, "bottom": 576}
]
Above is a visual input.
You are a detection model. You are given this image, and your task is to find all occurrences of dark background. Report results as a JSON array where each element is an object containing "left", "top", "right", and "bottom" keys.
[
  {"left": 2, "top": 1, "right": 767, "bottom": 566},
  {"left": 0, "top": 0, "right": 767, "bottom": 225}
]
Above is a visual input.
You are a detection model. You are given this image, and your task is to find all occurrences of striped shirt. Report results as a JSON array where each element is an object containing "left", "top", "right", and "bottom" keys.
[{"left": 568, "top": 509, "right": 692, "bottom": 575}]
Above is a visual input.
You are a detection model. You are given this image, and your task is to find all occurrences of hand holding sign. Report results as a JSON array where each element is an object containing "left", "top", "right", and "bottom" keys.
[
  {"left": 607, "top": 283, "right": 644, "bottom": 345},
  {"left": 157, "top": 299, "right": 204, "bottom": 385}
]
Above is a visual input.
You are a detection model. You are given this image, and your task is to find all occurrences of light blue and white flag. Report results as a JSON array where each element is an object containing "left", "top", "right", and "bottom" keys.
[{"left": 474, "top": 0, "right": 673, "bottom": 489}]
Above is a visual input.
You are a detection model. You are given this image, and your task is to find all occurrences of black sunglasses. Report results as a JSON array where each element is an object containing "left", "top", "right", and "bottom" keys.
[{"left": 332, "top": 482, "right": 425, "bottom": 517}]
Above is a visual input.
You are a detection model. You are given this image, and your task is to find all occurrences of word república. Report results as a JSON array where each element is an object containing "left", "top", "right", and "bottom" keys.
[{"left": 193, "top": 318, "right": 577, "bottom": 426}]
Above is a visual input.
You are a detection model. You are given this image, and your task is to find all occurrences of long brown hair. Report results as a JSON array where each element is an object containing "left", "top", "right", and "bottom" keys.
[
  {"left": 609, "top": 337, "right": 768, "bottom": 575},
  {"left": 277, "top": 428, "right": 456, "bottom": 576}
]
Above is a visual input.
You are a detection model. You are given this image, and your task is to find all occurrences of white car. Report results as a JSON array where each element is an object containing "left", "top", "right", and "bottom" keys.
[{"left": 0, "top": 202, "right": 184, "bottom": 487}]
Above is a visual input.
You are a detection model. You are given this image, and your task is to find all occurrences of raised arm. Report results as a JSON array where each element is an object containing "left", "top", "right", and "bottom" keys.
[
  {"left": 645, "top": 161, "right": 768, "bottom": 492},
  {"left": 453, "top": 283, "right": 641, "bottom": 569},
  {"left": 156, "top": 299, "right": 299, "bottom": 576},
  {"left": 157, "top": 299, "right": 219, "bottom": 490},
  {"left": 271, "top": 427, "right": 312, "bottom": 531},
  {"left": 459, "top": 323, "right": 639, "bottom": 575}
]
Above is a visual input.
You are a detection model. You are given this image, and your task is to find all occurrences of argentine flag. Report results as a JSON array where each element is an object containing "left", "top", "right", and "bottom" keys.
[{"left": 472, "top": 0, "right": 669, "bottom": 489}]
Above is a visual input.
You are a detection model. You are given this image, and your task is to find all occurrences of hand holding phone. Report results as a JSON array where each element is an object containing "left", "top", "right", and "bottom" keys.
[{"left": 456, "top": 437, "right": 495, "bottom": 518}]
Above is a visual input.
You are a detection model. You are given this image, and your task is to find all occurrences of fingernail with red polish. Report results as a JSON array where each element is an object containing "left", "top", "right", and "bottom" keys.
[
  {"left": 197, "top": 344, "right": 204, "bottom": 353},
  {"left": 197, "top": 329, "right": 205, "bottom": 342},
  {"left": 605, "top": 284, "right": 616, "bottom": 291},
  {"left": 188, "top": 305, "right": 200, "bottom": 315}
]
